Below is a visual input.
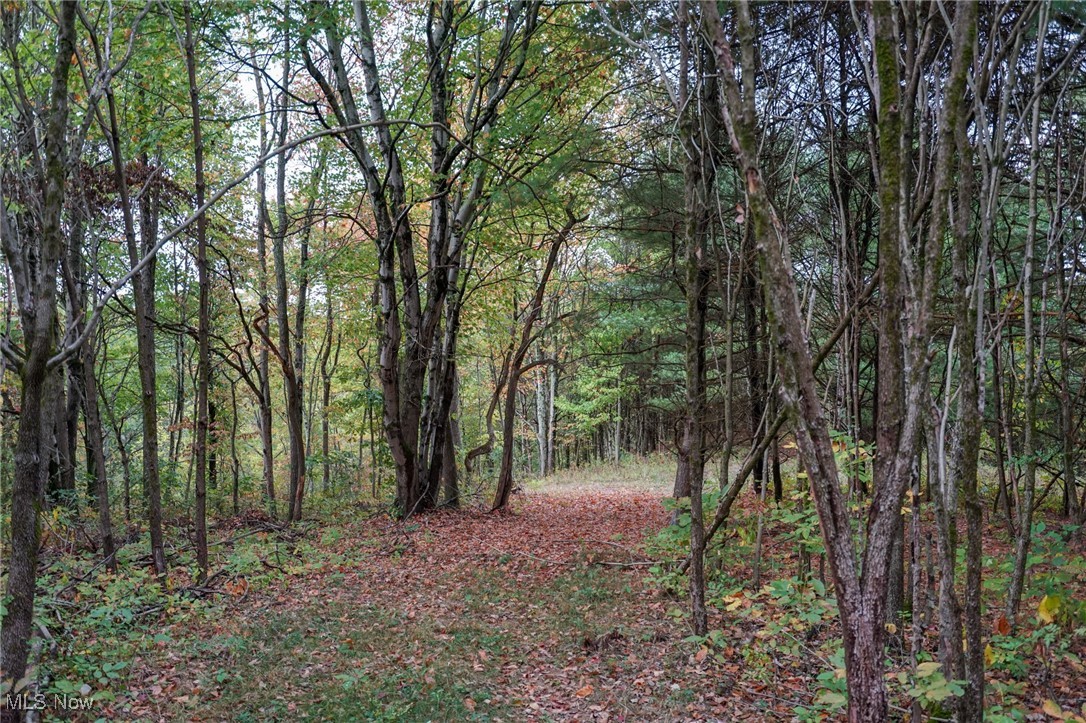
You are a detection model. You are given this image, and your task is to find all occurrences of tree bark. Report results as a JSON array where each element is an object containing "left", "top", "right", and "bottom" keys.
[
  {"left": 1007, "top": 5, "right": 1049, "bottom": 626},
  {"left": 184, "top": 0, "right": 210, "bottom": 582},
  {"left": 62, "top": 184, "right": 117, "bottom": 573},
  {"left": 249, "top": 30, "right": 277, "bottom": 518},
  {"left": 320, "top": 302, "right": 339, "bottom": 493},
  {"left": 0, "top": 0, "right": 77, "bottom": 692},
  {"left": 82, "top": 336, "right": 117, "bottom": 573},
  {"left": 269, "top": 19, "right": 307, "bottom": 522},
  {"left": 442, "top": 377, "right": 461, "bottom": 507}
]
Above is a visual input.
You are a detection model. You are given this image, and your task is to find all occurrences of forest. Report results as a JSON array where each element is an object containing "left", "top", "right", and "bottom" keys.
[{"left": 2, "top": 0, "right": 1086, "bottom": 720}]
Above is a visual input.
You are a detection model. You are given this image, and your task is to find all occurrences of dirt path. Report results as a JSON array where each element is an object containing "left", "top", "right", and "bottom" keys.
[{"left": 119, "top": 489, "right": 759, "bottom": 722}]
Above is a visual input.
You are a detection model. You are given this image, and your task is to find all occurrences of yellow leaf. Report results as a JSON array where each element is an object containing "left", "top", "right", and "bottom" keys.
[
  {"left": 1038, "top": 595, "right": 1060, "bottom": 624},
  {"left": 885, "top": 623, "right": 897, "bottom": 635},
  {"left": 1042, "top": 699, "right": 1063, "bottom": 718},
  {"left": 916, "top": 661, "right": 942, "bottom": 677},
  {"left": 984, "top": 644, "right": 995, "bottom": 667}
]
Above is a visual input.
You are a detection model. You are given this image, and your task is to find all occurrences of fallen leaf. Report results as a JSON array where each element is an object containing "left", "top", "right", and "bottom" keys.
[
  {"left": 575, "top": 684, "right": 594, "bottom": 698},
  {"left": 1042, "top": 699, "right": 1063, "bottom": 718}
]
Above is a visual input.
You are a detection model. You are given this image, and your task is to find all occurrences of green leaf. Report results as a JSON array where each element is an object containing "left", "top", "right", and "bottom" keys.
[{"left": 816, "top": 690, "right": 846, "bottom": 707}]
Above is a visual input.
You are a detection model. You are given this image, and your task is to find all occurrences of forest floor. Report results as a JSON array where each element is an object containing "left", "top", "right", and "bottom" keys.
[
  {"left": 116, "top": 467, "right": 761, "bottom": 722},
  {"left": 34, "top": 457, "right": 1086, "bottom": 722}
]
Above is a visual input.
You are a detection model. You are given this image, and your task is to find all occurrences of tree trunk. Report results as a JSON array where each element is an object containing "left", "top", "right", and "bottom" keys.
[
  {"left": 701, "top": 2, "right": 975, "bottom": 718},
  {"left": 2, "top": 351, "right": 59, "bottom": 694},
  {"left": 269, "top": 26, "right": 307, "bottom": 523},
  {"left": 956, "top": 179, "right": 985, "bottom": 723},
  {"left": 50, "top": 378, "right": 74, "bottom": 501},
  {"left": 989, "top": 277, "right": 1014, "bottom": 529},
  {"left": 492, "top": 215, "right": 578, "bottom": 511},
  {"left": 494, "top": 365, "right": 522, "bottom": 511},
  {"left": 82, "top": 338, "right": 117, "bottom": 573},
  {"left": 99, "top": 371, "right": 133, "bottom": 525},
  {"left": 64, "top": 182, "right": 117, "bottom": 572},
  {"left": 301, "top": 0, "right": 541, "bottom": 518},
  {"left": 535, "top": 363, "right": 547, "bottom": 476},
  {"left": 442, "top": 379, "right": 461, "bottom": 507},
  {"left": 1007, "top": 7, "right": 1049, "bottom": 625},
  {"left": 184, "top": 0, "right": 210, "bottom": 583},
  {"left": 230, "top": 382, "right": 240, "bottom": 514},
  {"left": 0, "top": 0, "right": 76, "bottom": 691},
  {"left": 1058, "top": 236, "right": 1078, "bottom": 519},
  {"left": 546, "top": 361, "right": 557, "bottom": 475},
  {"left": 674, "top": 0, "right": 716, "bottom": 636},
  {"left": 741, "top": 225, "right": 765, "bottom": 493},
  {"left": 249, "top": 31, "right": 277, "bottom": 518},
  {"left": 320, "top": 304, "right": 338, "bottom": 493},
  {"left": 100, "top": 20, "right": 167, "bottom": 576}
]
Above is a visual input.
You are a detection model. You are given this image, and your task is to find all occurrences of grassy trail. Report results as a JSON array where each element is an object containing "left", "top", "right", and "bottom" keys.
[{"left": 121, "top": 468, "right": 750, "bottom": 721}]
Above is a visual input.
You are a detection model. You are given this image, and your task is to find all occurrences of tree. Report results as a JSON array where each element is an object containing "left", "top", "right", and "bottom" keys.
[
  {"left": 182, "top": 0, "right": 211, "bottom": 581},
  {"left": 300, "top": 0, "right": 583, "bottom": 517},
  {"left": 492, "top": 210, "right": 581, "bottom": 511},
  {"left": 0, "top": 1, "right": 79, "bottom": 686},
  {"left": 702, "top": 1, "right": 975, "bottom": 719}
]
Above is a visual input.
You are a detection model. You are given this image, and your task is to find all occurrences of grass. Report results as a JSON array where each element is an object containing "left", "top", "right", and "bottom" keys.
[
  {"left": 129, "top": 549, "right": 679, "bottom": 721},
  {"left": 218, "top": 602, "right": 499, "bottom": 722},
  {"left": 524, "top": 453, "right": 676, "bottom": 494}
]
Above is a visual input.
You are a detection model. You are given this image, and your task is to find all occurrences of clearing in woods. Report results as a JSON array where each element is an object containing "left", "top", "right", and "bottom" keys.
[{"left": 120, "top": 464, "right": 757, "bottom": 722}]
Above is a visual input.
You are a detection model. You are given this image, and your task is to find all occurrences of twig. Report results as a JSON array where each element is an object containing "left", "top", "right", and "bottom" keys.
[
  {"left": 55, "top": 547, "right": 121, "bottom": 594},
  {"left": 35, "top": 621, "right": 56, "bottom": 656},
  {"left": 585, "top": 538, "right": 655, "bottom": 560},
  {"left": 261, "top": 557, "right": 287, "bottom": 573},
  {"left": 473, "top": 536, "right": 571, "bottom": 566},
  {"left": 737, "top": 683, "right": 803, "bottom": 716}
]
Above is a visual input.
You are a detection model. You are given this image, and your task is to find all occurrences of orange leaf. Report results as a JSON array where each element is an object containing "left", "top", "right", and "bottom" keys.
[
  {"left": 575, "top": 684, "right": 594, "bottom": 698},
  {"left": 995, "top": 614, "right": 1011, "bottom": 636},
  {"left": 463, "top": 697, "right": 476, "bottom": 712},
  {"left": 694, "top": 647, "right": 708, "bottom": 662}
]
